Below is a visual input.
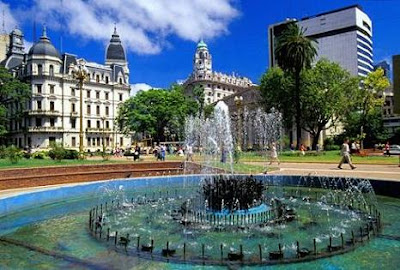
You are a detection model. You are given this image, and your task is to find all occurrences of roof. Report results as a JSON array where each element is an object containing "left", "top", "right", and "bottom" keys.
[
  {"left": 28, "top": 27, "right": 61, "bottom": 59},
  {"left": 197, "top": 40, "right": 208, "bottom": 49},
  {"left": 106, "top": 27, "right": 126, "bottom": 61},
  {"left": 301, "top": 5, "right": 362, "bottom": 21}
]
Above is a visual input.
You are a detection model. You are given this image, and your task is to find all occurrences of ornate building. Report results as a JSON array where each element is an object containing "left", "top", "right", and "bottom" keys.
[
  {"left": 1, "top": 26, "right": 132, "bottom": 151},
  {"left": 183, "top": 40, "right": 256, "bottom": 104}
]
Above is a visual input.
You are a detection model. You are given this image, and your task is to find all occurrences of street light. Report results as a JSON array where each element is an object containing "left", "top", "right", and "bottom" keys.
[
  {"left": 234, "top": 95, "right": 244, "bottom": 151},
  {"left": 101, "top": 116, "right": 106, "bottom": 159},
  {"left": 72, "top": 59, "right": 89, "bottom": 159}
]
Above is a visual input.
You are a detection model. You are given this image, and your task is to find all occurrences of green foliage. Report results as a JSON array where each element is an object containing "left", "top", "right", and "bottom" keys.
[
  {"left": 203, "top": 104, "right": 215, "bottom": 119},
  {"left": 31, "top": 151, "right": 48, "bottom": 159},
  {"left": 341, "top": 68, "right": 391, "bottom": 148},
  {"left": 273, "top": 23, "right": 318, "bottom": 147},
  {"left": 48, "top": 144, "right": 79, "bottom": 161},
  {"left": 0, "top": 66, "right": 31, "bottom": 138},
  {"left": 117, "top": 84, "right": 197, "bottom": 142},
  {"left": 5, "top": 145, "right": 23, "bottom": 164},
  {"left": 260, "top": 67, "right": 294, "bottom": 128},
  {"left": 301, "top": 59, "right": 359, "bottom": 149},
  {"left": 192, "top": 85, "right": 205, "bottom": 117}
]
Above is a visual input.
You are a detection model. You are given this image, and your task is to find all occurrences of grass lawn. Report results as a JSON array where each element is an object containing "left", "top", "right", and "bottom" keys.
[
  {"left": 203, "top": 161, "right": 275, "bottom": 174},
  {"left": 0, "top": 158, "right": 131, "bottom": 169},
  {"left": 160, "top": 151, "right": 398, "bottom": 165}
]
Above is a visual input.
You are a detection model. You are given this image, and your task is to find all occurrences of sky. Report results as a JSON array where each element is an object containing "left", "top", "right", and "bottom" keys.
[{"left": 1, "top": 0, "right": 400, "bottom": 93}]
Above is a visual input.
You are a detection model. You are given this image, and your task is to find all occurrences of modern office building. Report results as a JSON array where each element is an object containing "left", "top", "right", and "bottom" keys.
[
  {"left": 269, "top": 5, "right": 373, "bottom": 77},
  {"left": 1, "top": 26, "right": 132, "bottom": 151},
  {"left": 183, "top": 40, "right": 256, "bottom": 105}
]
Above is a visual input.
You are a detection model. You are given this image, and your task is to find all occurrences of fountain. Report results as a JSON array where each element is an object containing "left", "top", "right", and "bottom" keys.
[{"left": 0, "top": 102, "right": 399, "bottom": 268}]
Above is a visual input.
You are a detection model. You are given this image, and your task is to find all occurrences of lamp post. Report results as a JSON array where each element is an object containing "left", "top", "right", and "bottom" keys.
[
  {"left": 234, "top": 95, "right": 244, "bottom": 152},
  {"left": 72, "top": 59, "right": 89, "bottom": 159}
]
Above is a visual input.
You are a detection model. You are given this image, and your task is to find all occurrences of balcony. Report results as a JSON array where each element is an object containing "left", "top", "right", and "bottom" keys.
[
  {"left": 85, "top": 127, "right": 113, "bottom": 133},
  {"left": 27, "top": 110, "right": 61, "bottom": 116},
  {"left": 28, "top": 126, "right": 64, "bottom": 133}
]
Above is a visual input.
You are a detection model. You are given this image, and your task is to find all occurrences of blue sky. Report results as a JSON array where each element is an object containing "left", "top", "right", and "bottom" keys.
[{"left": 2, "top": 0, "right": 400, "bottom": 90}]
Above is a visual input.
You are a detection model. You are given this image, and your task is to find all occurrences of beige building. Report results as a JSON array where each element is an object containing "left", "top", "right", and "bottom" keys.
[
  {"left": 2, "top": 27, "right": 132, "bottom": 151},
  {"left": 184, "top": 40, "right": 256, "bottom": 104}
]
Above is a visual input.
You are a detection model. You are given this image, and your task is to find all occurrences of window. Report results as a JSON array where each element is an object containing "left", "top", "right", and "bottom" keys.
[
  {"left": 105, "top": 76, "right": 109, "bottom": 84},
  {"left": 71, "top": 88, "right": 76, "bottom": 96},
  {"left": 50, "top": 118, "right": 55, "bottom": 127},
  {"left": 96, "top": 105, "right": 100, "bottom": 115},
  {"left": 37, "top": 100, "right": 42, "bottom": 110},
  {"left": 35, "top": 117, "right": 42, "bottom": 127},
  {"left": 105, "top": 106, "right": 109, "bottom": 116},
  {"left": 49, "top": 85, "right": 55, "bottom": 94},
  {"left": 37, "top": 84, "right": 42, "bottom": 94},
  {"left": 71, "top": 118, "right": 76, "bottom": 129},
  {"left": 93, "top": 138, "right": 96, "bottom": 146},
  {"left": 38, "top": 64, "right": 43, "bottom": 75},
  {"left": 119, "top": 93, "right": 123, "bottom": 101},
  {"left": 119, "top": 78, "right": 123, "bottom": 84},
  {"left": 49, "top": 137, "right": 56, "bottom": 145},
  {"left": 49, "top": 65, "right": 54, "bottom": 76},
  {"left": 87, "top": 105, "right": 91, "bottom": 114},
  {"left": 96, "top": 120, "right": 100, "bottom": 129},
  {"left": 363, "top": 21, "right": 371, "bottom": 31},
  {"left": 50, "top": 101, "right": 55, "bottom": 111},
  {"left": 106, "top": 120, "right": 109, "bottom": 129},
  {"left": 105, "top": 92, "right": 109, "bottom": 100},
  {"left": 87, "top": 120, "right": 91, "bottom": 128},
  {"left": 72, "top": 137, "right": 76, "bottom": 147},
  {"left": 87, "top": 90, "right": 91, "bottom": 98},
  {"left": 217, "top": 93, "right": 221, "bottom": 98},
  {"left": 97, "top": 137, "right": 100, "bottom": 146},
  {"left": 71, "top": 103, "right": 76, "bottom": 112},
  {"left": 96, "top": 74, "right": 100, "bottom": 83},
  {"left": 87, "top": 137, "right": 91, "bottom": 146},
  {"left": 96, "top": 91, "right": 100, "bottom": 99}
]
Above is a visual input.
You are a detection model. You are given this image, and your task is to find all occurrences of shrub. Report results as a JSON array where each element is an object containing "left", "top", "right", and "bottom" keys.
[
  {"left": 64, "top": 149, "right": 79, "bottom": 160},
  {"left": 48, "top": 143, "right": 66, "bottom": 161},
  {"left": 5, "top": 145, "right": 23, "bottom": 164},
  {"left": 0, "top": 145, "right": 7, "bottom": 159},
  {"left": 32, "top": 151, "right": 48, "bottom": 159}
]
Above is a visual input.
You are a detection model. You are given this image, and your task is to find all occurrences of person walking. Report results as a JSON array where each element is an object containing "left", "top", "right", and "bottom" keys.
[
  {"left": 384, "top": 141, "right": 390, "bottom": 157},
  {"left": 338, "top": 138, "right": 356, "bottom": 170},
  {"left": 269, "top": 142, "right": 280, "bottom": 165},
  {"left": 160, "top": 145, "right": 166, "bottom": 161},
  {"left": 186, "top": 144, "right": 194, "bottom": 162}
]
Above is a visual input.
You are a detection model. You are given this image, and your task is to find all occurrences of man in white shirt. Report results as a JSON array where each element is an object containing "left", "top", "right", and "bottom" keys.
[{"left": 338, "top": 139, "right": 356, "bottom": 170}]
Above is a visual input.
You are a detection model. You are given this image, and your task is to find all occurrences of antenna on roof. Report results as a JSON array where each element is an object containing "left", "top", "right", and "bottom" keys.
[
  {"left": 2, "top": 9, "right": 5, "bottom": 34},
  {"left": 33, "top": 20, "right": 37, "bottom": 42}
]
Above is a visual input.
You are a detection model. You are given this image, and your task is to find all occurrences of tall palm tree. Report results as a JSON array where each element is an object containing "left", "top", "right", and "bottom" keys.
[{"left": 275, "top": 23, "right": 317, "bottom": 149}]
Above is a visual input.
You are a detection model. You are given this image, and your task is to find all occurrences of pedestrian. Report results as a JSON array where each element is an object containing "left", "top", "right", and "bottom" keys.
[
  {"left": 300, "top": 144, "right": 306, "bottom": 156},
  {"left": 269, "top": 142, "right": 280, "bottom": 165},
  {"left": 133, "top": 145, "right": 140, "bottom": 161},
  {"left": 351, "top": 141, "right": 357, "bottom": 154},
  {"left": 338, "top": 138, "right": 356, "bottom": 170},
  {"left": 160, "top": 144, "right": 166, "bottom": 161},
  {"left": 384, "top": 141, "right": 390, "bottom": 157},
  {"left": 186, "top": 144, "right": 194, "bottom": 162}
]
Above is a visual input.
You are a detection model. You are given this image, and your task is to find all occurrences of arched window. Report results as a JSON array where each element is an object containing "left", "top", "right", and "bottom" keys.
[
  {"left": 105, "top": 76, "right": 109, "bottom": 84},
  {"left": 49, "top": 65, "right": 54, "bottom": 76},
  {"left": 96, "top": 74, "right": 100, "bottom": 83},
  {"left": 119, "top": 78, "right": 123, "bottom": 84},
  {"left": 38, "top": 64, "right": 43, "bottom": 75}
]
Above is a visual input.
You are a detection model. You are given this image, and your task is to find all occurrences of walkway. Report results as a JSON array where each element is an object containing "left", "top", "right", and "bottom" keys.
[{"left": 246, "top": 162, "right": 400, "bottom": 181}]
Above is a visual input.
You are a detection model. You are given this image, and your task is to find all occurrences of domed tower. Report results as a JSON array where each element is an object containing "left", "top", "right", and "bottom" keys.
[
  {"left": 105, "top": 26, "right": 129, "bottom": 74},
  {"left": 193, "top": 39, "right": 212, "bottom": 76},
  {"left": 27, "top": 26, "right": 62, "bottom": 76}
]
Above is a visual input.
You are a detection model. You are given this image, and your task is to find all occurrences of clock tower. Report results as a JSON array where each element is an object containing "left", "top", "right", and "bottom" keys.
[
  {"left": 9, "top": 28, "right": 25, "bottom": 56},
  {"left": 193, "top": 39, "right": 212, "bottom": 76}
]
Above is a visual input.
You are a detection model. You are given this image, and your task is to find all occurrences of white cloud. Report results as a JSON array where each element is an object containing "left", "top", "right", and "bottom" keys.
[
  {"left": 18, "top": 0, "right": 239, "bottom": 55},
  {"left": 0, "top": 1, "right": 17, "bottom": 32},
  {"left": 130, "top": 83, "right": 154, "bottom": 96}
]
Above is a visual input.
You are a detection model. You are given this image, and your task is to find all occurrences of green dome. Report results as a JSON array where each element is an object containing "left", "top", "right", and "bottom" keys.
[{"left": 197, "top": 40, "right": 208, "bottom": 49}]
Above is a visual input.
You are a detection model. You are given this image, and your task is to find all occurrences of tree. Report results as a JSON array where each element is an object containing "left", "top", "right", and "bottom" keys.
[
  {"left": 275, "top": 23, "right": 317, "bottom": 149},
  {"left": 357, "top": 68, "right": 390, "bottom": 149},
  {"left": 192, "top": 84, "right": 205, "bottom": 117},
  {"left": 259, "top": 67, "right": 294, "bottom": 129},
  {"left": 116, "top": 84, "right": 197, "bottom": 143},
  {"left": 0, "top": 66, "right": 30, "bottom": 139},
  {"left": 301, "top": 59, "right": 359, "bottom": 150}
]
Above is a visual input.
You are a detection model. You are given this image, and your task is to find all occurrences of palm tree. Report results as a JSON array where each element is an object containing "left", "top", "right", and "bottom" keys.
[{"left": 275, "top": 23, "right": 317, "bottom": 149}]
